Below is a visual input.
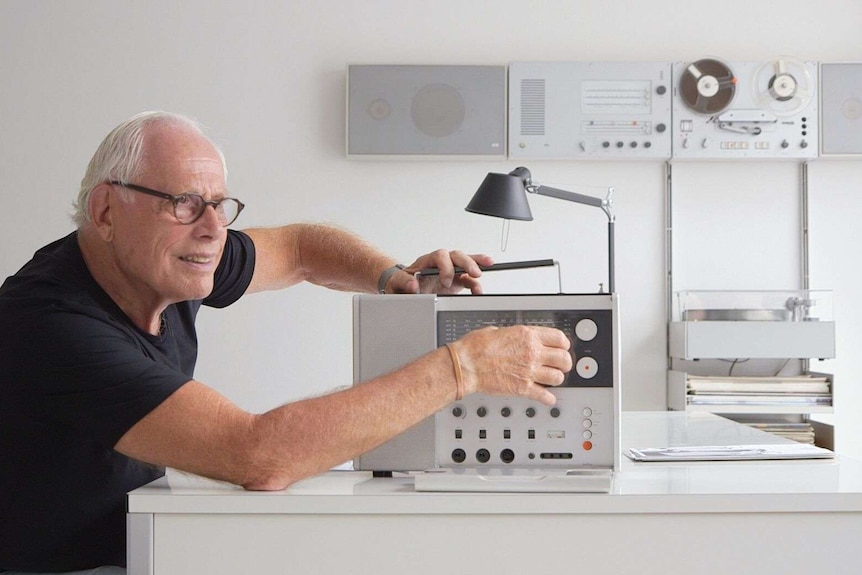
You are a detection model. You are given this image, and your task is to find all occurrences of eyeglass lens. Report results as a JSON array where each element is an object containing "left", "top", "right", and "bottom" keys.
[{"left": 175, "top": 195, "right": 242, "bottom": 226}]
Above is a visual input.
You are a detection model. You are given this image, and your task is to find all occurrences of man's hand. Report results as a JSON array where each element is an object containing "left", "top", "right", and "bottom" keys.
[
  {"left": 387, "top": 250, "right": 494, "bottom": 295},
  {"left": 450, "top": 325, "right": 573, "bottom": 406}
]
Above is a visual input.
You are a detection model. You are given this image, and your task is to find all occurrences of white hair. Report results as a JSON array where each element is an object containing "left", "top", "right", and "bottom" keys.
[{"left": 72, "top": 111, "right": 228, "bottom": 228}]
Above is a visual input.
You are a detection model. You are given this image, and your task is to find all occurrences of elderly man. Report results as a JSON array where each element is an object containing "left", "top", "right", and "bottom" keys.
[{"left": 0, "top": 111, "right": 572, "bottom": 574}]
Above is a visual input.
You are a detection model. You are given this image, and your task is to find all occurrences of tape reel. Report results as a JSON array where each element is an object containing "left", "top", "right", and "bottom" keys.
[
  {"left": 678, "top": 58, "right": 737, "bottom": 114},
  {"left": 751, "top": 56, "right": 815, "bottom": 117}
]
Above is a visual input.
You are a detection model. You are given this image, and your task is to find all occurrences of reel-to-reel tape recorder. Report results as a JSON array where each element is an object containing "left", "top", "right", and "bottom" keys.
[{"left": 672, "top": 57, "right": 818, "bottom": 159}]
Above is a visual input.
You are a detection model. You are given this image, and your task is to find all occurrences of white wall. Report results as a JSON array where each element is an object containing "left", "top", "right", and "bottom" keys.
[{"left": 1, "top": 0, "right": 860, "bottom": 456}]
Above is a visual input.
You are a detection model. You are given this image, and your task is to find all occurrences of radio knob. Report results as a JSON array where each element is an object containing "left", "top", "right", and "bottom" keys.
[
  {"left": 781, "top": 140, "right": 790, "bottom": 149},
  {"left": 575, "top": 318, "right": 598, "bottom": 341},
  {"left": 656, "top": 123, "right": 666, "bottom": 133},
  {"left": 576, "top": 357, "right": 599, "bottom": 379},
  {"left": 477, "top": 406, "right": 487, "bottom": 418},
  {"left": 656, "top": 85, "right": 667, "bottom": 96},
  {"left": 451, "top": 449, "right": 466, "bottom": 463},
  {"left": 525, "top": 407, "right": 536, "bottom": 418},
  {"left": 801, "top": 140, "right": 809, "bottom": 149}
]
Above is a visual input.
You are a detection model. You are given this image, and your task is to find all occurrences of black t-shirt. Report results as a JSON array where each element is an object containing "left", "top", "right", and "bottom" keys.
[{"left": 0, "top": 230, "right": 255, "bottom": 571}]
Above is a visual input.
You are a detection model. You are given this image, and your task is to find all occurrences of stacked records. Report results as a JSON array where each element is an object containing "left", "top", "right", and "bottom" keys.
[
  {"left": 743, "top": 421, "right": 816, "bottom": 444},
  {"left": 685, "top": 374, "right": 831, "bottom": 409}
]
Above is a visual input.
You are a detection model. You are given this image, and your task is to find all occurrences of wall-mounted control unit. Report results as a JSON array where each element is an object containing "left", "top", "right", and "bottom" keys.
[{"left": 507, "top": 61, "right": 673, "bottom": 159}]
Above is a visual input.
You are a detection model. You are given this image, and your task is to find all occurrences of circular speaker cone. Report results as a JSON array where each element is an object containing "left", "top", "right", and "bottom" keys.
[
  {"left": 367, "top": 98, "right": 391, "bottom": 120},
  {"left": 679, "top": 58, "right": 736, "bottom": 115},
  {"left": 411, "top": 83, "right": 465, "bottom": 138}
]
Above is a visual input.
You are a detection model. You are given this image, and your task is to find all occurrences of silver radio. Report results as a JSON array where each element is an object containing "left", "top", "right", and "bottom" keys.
[{"left": 352, "top": 293, "right": 621, "bottom": 479}]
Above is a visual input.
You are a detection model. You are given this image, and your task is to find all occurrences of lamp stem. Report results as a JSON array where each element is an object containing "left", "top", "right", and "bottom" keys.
[{"left": 608, "top": 220, "right": 615, "bottom": 294}]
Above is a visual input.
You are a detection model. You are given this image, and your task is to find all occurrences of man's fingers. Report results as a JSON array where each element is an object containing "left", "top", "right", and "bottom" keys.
[
  {"left": 525, "top": 384, "right": 557, "bottom": 407},
  {"left": 536, "top": 326, "right": 572, "bottom": 351}
]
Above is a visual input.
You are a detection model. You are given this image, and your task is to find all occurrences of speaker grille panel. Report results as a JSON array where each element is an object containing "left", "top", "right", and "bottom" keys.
[
  {"left": 347, "top": 65, "right": 506, "bottom": 156},
  {"left": 820, "top": 62, "right": 862, "bottom": 155},
  {"left": 520, "top": 78, "right": 546, "bottom": 136}
]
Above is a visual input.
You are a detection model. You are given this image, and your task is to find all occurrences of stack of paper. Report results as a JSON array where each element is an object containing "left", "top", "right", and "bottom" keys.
[{"left": 626, "top": 443, "right": 834, "bottom": 462}]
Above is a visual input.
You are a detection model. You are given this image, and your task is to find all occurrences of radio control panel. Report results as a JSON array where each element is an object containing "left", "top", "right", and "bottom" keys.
[{"left": 434, "top": 305, "right": 616, "bottom": 468}]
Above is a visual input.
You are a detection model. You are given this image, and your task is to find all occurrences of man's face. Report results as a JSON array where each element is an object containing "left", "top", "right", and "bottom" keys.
[{"left": 109, "top": 124, "right": 229, "bottom": 307}]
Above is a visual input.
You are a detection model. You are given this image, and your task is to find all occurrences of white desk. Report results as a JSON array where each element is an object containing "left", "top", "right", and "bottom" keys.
[{"left": 127, "top": 412, "right": 862, "bottom": 574}]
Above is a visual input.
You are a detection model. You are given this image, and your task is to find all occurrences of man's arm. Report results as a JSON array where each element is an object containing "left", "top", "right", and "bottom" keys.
[
  {"left": 242, "top": 224, "right": 494, "bottom": 296},
  {"left": 114, "top": 324, "right": 571, "bottom": 490}
]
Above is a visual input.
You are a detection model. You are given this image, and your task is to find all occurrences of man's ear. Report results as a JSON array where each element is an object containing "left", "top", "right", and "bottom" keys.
[{"left": 88, "top": 183, "right": 116, "bottom": 242}]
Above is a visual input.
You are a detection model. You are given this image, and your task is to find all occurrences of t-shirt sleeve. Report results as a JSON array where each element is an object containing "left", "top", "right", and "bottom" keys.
[{"left": 204, "top": 229, "right": 256, "bottom": 308}]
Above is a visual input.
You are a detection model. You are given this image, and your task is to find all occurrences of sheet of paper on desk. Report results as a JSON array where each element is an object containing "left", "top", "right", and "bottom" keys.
[{"left": 626, "top": 443, "right": 834, "bottom": 462}]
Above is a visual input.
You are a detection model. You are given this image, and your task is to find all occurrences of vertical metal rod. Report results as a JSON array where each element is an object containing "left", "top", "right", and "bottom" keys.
[
  {"left": 801, "top": 161, "right": 810, "bottom": 376},
  {"left": 665, "top": 161, "right": 673, "bottom": 371},
  {"left": 801, "top": 161, "right": 810, "bottom": 291},
  {"left": 608, "top": 220, "right": 615, "bottom": 294}
]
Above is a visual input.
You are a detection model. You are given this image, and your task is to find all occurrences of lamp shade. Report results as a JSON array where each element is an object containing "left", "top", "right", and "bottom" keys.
[{"left": 465, "top": 172, "right": 533, "bottom": 221}]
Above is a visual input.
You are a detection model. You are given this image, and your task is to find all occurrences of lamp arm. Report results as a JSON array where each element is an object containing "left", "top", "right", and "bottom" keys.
[{"left": 530, "top": 185, "right": 615, "bottom": 222}]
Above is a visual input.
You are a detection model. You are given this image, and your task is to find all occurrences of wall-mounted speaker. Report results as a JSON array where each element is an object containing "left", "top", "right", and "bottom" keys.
[
  {"left": 347, "top": 65, "right": 506, "bottom": 157},
  {"left": 820, "top": 63, "right": 862, "bottom": 156}
]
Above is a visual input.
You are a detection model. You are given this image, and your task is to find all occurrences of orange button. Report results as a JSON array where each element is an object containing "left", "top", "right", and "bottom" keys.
[{"left": 582, "top": 441, "right": 593, "bottom": 451}]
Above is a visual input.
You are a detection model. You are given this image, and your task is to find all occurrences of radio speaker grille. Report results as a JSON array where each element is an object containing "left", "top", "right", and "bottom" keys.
[{"left": 520, "top": 79, "right": 546, "bottom": 136}]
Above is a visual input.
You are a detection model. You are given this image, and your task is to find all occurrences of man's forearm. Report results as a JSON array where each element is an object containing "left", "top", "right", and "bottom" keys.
[
  {"left": 244, "top": 224, "right": 397, "bottom": 294},
  {"left": 295, "top": 223, "right": 397, "bottom": 293},
  {"left": 242, "top": 346, "right": 457, "bottom": 490}
]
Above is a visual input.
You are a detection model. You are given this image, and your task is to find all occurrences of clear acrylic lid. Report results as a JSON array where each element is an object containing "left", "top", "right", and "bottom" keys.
[{"left": 674, "top": 290, "right": 833, "bottom": 322}]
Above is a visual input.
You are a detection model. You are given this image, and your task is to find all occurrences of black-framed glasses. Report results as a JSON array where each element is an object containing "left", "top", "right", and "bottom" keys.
[{"left": 109, "top": 181, "right": 245, "bottom": 226}]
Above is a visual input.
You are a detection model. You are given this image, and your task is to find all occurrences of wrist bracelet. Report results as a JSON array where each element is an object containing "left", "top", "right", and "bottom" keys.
[
  {"left": 445, "top": 343, "right": 465, "bottom": 401},
  {"left": 377, "top": 264, "right": 406, "bottom": 294}
]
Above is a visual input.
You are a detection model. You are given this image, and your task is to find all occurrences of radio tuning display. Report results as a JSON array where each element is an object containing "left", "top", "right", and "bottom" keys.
[{"left": 437, "top": 310, "right": 613, "bottom": 388}]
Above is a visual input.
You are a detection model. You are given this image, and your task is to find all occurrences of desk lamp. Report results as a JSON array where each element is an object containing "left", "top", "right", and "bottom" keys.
[{"left": 465, "top": 166, "right": 616, "bottom": 293}]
